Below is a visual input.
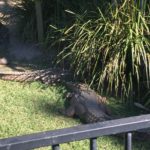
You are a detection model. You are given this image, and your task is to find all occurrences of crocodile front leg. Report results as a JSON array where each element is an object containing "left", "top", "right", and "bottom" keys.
[{"left": 61, "top": 105, "right": 75, "bottom": 117}]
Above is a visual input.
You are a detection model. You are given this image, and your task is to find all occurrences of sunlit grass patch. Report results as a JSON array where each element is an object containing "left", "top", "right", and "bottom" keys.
[{"left": 0, "top": 80, "right": 79, "bottom": 138}]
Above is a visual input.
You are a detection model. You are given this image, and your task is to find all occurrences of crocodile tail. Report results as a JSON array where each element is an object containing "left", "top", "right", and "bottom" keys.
[
  {"left": 0, "top": 73, "right": 30, "bottom": 82},
  {"left": 0, "top": 69, "right": 70, "bottom": 84},
  {"left": 0, "top": 72, "right": 41, "bottom": 82}
]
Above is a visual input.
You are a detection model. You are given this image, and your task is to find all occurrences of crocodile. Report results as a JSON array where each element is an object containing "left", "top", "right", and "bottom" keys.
[
  {"left": 62, "top": 82, "right": 112, "bottom": 123},
  {"left": 0, "top": 69, "right": 112, "bottom": 123}
]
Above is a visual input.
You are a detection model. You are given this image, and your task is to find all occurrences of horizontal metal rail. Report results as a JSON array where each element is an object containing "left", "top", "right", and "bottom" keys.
[{"left": 0, "top": 114, "right": 150, "bottom": 150}]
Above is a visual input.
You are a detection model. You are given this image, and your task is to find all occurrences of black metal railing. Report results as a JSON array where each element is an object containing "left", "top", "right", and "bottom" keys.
[{"left": 0, "top": 114, "right": 150, "bottom": 150}]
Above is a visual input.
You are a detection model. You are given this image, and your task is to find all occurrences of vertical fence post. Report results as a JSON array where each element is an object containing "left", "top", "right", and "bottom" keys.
[
  {"left": 125, "top": 133, "right": 132, "bottom": 150},
  {"left": 35, "top": 0, "right": 44, "bottom": 42},
  {"left": 52, "top": 144, "right": 60, "bottom": 150},
  {"left": 90, "top": 138, "right": 97, "bottom": 150}
]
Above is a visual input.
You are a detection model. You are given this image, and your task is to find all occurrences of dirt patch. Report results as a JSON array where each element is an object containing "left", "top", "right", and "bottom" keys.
[{"left": 0, "top": 0, "right": 49, "bottom": 71}]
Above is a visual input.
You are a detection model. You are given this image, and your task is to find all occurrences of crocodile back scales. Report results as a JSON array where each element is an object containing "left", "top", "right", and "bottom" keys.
[{"left": 67, "top": 83, "right": 111, "bottom": 123}]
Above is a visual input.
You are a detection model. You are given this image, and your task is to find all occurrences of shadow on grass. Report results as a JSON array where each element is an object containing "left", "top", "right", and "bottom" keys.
[
  {"left": 36, "top": 98, "right": 65, "bottom": 118},
  {"left": 108, "top": 97, "right": 146, "bottom": 118},
  {"left": 105, "top": 98, "right": 150, "bottom": 149}
]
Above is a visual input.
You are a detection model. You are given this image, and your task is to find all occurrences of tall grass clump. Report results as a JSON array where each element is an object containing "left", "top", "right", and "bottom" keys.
[
  {"left": 56, "top": 0, "right": 150, "bottom": 103},
  {"left": 44, "top": 0, "right": 109, "bottom": 47}
]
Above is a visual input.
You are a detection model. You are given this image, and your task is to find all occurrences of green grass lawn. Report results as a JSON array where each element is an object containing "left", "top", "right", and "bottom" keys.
[{"left": 0, "top": 80, "right": 149, "bottom": 150}]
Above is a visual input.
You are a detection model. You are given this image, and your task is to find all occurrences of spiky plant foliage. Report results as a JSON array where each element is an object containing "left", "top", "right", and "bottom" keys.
[
  {"left": 57, "top": 0, "right": 150, "bottom": 102},
  {"left": 44, "top": 0, "right": 109, "bottom": 46}
]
